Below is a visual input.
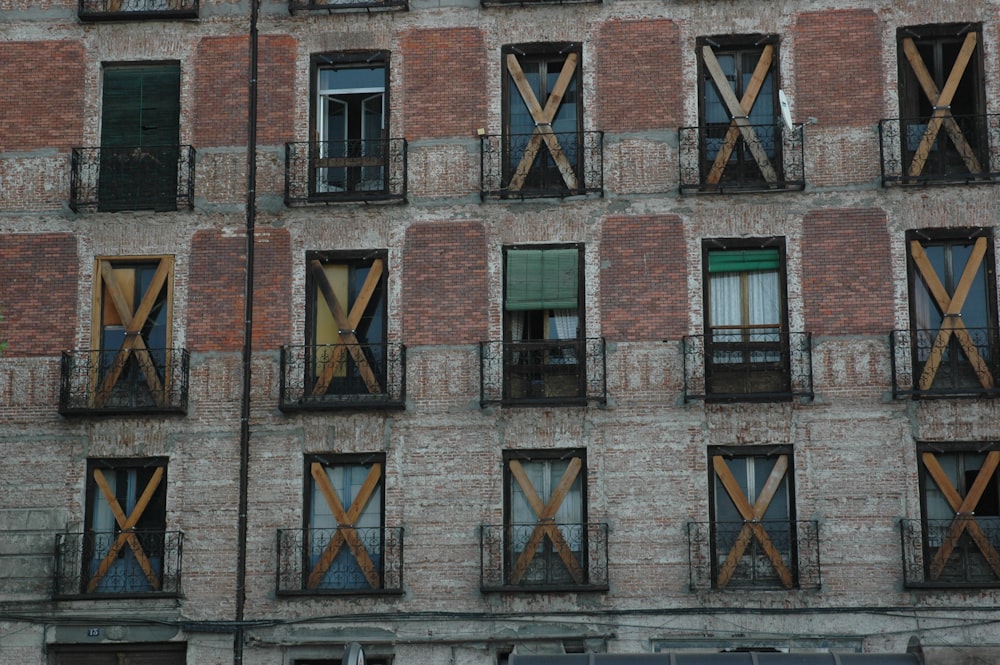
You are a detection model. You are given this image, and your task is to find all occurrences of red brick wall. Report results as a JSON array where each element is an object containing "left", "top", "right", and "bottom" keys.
[
  {"left": 0, "top": 234, "right": 77, "bottom": 357},
  {"left": 193, "top": 36, "right": 248, "bottom": 148},
  {"left": 251, "top": 227, "right": 291, "bottom": 349},
  {"left": 187, "top": 230, "right": 246, "bottom": 352},
  {"left": 794, "top": 9, "right": 883, "bottom": 127},
  {"left": 597, "top": 20, "right": 681, "bottom": 132},
  {"left": 400, "top": 28, "right": 487, "bottom": 141},
  {"left": 402, "top": 221, "right": 488, "bottom": 345},
  {"left": 0, "top": 42, "right": 84, "bottom": 152},
  {"left": 801, "top": 208, "right": 891, "bottom": 336},
  {"left": 257, "top": 36, "right": 297, "bottom": 146},
  {"left": 600, "top": 215, "right": 687, "bottom": 341}
]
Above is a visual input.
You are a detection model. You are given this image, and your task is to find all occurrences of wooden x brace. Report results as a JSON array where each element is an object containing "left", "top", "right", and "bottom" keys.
[
  {"left": 922, "top": 451, "right": 1000, "bottom": 580},
  {"left": 902, "top": 33, "right": 982, "bottom": 178},
  {"left": 95, "top": 261, "right": 170, "bottom": 407},
  {"left": 701, "top": 45, "right": 778, "bottom": 186},
  {"left": 506, "top": 53, "right": 580, "bottom": 192},
  {"left": 910, "top": 238, "right": 994, "bottom": 391},
  {"left": 307, "top": 462, "right": 382, "bottom": 589},
  {"left": 508, "top": 457, "right": 585, "bottom": 585},
  {"left": 713, "top": 455, "right": 794, "bottom": 588},
  {"left": 88, "top": 467, "right": 164, "bottom": 592},
  {"left": 308, "top": 259, "right": 383, "bottom": 396}
]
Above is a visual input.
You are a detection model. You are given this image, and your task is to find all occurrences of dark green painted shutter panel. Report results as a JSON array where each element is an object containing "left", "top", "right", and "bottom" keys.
[
  {"left": 708, "top": 248, "right": 780, "bottom": 273},
  {"left": 506, "top": 248, "right": 579, "bottom": 311},
  {"left": 99, "top": 64, "right": 181, "bottom": 211}
]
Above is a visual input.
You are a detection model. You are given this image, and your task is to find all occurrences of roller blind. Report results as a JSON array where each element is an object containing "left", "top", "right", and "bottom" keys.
[{"left": 506, "top": 248, "right": 579, "bottom": 311}]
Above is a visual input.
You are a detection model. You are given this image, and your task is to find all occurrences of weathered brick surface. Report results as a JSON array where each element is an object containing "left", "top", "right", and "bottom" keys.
[
  {"left": 801, "top": 208, "right": 891, "bottom": 336},
  {"left": 0, "top": 234, "right": 77, "bottom": 357},
  {"left": 193, "top": 36, "right": 249, "bottom": 148},
  {"left": 400, "top": 28, "right": 487, "bottom": 141},
  {"left": 794, "top": 9, "right": 883, "bottom": 127},
  {"left": 0, "top": 42, "right": 84, "bottom": 153},
  {"left": 600, "top": 215, "right": 687, "bottom": 341},
  {"left": 401, "top": 221, "right": 487, "bottom": 346},
  {"left": 251, "top": 226, "right": 292, "bottom": 350},
  {"left": 597, "top": 19, "right": 681, "bottom": 133},
  {"left": 187, "top": 229, "right": 246, "bottom": 353}
]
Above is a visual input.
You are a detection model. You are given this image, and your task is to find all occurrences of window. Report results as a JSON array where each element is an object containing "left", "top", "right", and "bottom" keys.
[
  {"left": 503, "top": 245, "right": 585, "bottom": 402},
  {"left": 99, "top": 63, "right": 181, "bottom": 211},
  {"left": 702, "top": 240, "right": 789, "bottom": 397},
  {"left": 502, "top": 43, "right": 583, "bottom": 195},
  {"left": 305, "top": 251, "right": 387, "bottom": 400},
  {"left": 917, "top": 444, "right": 1000, "bottom": 584},
  {"left": 504, "top": 450, "right": 587, "bottom": 587},
  {"left": 906, "top": 229, "right": 997, "bottom": 395},
  {"left": 304, "top": 455, "right": 385, "bottom": 591},
  {"left": 710, "top": 448, "right": 796, "bottom": 589},
  {"left": 93, "top": 256, "right": 174, "bottom": 409},
  {"left": 84, "top": 458, "right": 168, "bottom": 594},
  {"left": 697, "top": 36, "right": 781, "bottom": 189},
  {"left": 896, "top": 24, "right": 987, "bottom": 180},
  {"left": 312, "top": 53, "right": 389, "bottom": 196}
]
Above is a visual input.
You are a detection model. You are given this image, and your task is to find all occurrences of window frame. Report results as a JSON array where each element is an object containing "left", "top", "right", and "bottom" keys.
[
  {"left": 501, "top": 42, "right": 584, "bottom": 195},
  {"left": 707, "top": 446, "right": 797, "bottom": 589},
  {"left": 302, "top": 452, "right": 387, "bottom": 592},
  {"left": 502, "top": 448, "right": 589, "bottom": 588},
  {"left": 309, "top": 51, "right": 390, "bottom": 198},
  {"left": 696, "top": 34, "right": 782, "bottom": 188},
  {"left": 904, "top": 228, "right": 998, "bottom": 395}
]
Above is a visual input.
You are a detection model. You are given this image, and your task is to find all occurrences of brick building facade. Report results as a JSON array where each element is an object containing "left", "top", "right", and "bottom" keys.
[{"left": 2, "top": 0, "right": 1000, "bottom": 664}]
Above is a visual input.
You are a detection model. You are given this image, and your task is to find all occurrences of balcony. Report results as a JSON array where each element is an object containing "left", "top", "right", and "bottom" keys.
[
  {"left": 479, "top": 338, "right": 606, "bottom": 407},
  {"left": 285, "top": 139, "right": 407, "bottom": 204},
  {"left": 900, "top": 518, "right": 1000, "bottom": 588},
  {"left": 890, "top": 328, "right": 1000, "bottom": 399},
  {"left": 480, "top": 131, "right": 604, "bottom": 200},
  {"left": 276, "top": 526, "right": 404, "bottom": 595},
  {"left": 480, "top": 522, "right": 609, "bottom": 592},
  {"left": 879, "top": 115, "right": 1000, "bottom": 186},
  {"left": 687, "top": 520, "right": 821, "bottom": 591},
  {"left": 288, "top": 0, "right": 406, "bottom": 12},
  {"left": 482, "top": 0, "right": 598, "bottom": 5},
  {"left": 53, "top": 531, "right": 183, "bottom": 598},
  {"left": 682, "top": 331, "right": 813, "bottom": 402},
  {"left": 678, "top": 123, "right": 805, "bottom": 194},
  {"left": 280, "top": 343, "right": 406, "bottom": 412},
  {"left": 59, "top": 348, "right": 190, "bottom": 416},
  {"left": 70, "top": 145, "right": 195, "bottom": 212},
  {"left": 78, "top": 0, "right": 197, "bottom": 20}
]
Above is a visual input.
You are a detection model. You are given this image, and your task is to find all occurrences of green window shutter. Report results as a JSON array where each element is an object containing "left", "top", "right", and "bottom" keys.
[
  {"left": 506, "top": 248, "right": 579, "bottom": 311},
  {"left": 708, "top": 248, "right": 780, "bottom": 273},
  {"left": 101, "top": 64, "right": 180, "bottom": 148}
]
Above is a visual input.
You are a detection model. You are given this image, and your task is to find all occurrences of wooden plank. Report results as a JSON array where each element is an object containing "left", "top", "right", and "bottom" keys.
[
  {"left": 505, "top": 54, "right": 580, "bottom": 192},
  {"left": 508, "top": 458, "right": 585, "bottom": 585},
  {"left": 705, "top": 44, "right": 775, "bottom": 185},
  {"left": 308, "top": 259, "right": 382, "bottom": 396},
  {"left": 701, "top": 46, "right": 778, "bottom": 185},
  {"left": 903, "top": 33, "right": 980, "bottom": 177},
  {"left": 306, "top": 463, "right": 382, "bottom": 589}
]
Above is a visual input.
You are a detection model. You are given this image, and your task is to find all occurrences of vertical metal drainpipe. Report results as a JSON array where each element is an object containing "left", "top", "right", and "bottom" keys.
[{"left": 235, "top": 0, "right": 259, "bottom": 661}]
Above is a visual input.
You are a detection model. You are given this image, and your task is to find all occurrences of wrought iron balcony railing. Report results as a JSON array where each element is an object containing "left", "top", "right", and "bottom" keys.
[
  {"left": 480, "top": 522, "right": 609, "bottom": 592},
  {"left": 479, "top": 338, "right": 606, "bottom": 407},
  {"left": 879, "top": 115, "right": 1000, "bottom": 186},
  {"left": 480, "top": 131, "right": 604, "bottom": 200},
  {"left": 687, "top": 520, "right": 821, "bottom": 591},
  {"left": 276, "top": 526, "right": 403, "bottom": 595},
  {"left": 285, "top": 139, "right": 407, "bottom": 204},
  {"left": 890, "top": 328, "right": 1000, "bottom": 399},
  {"left": 288, "top": 0, "right": 406, "bottom": 12},
  {"left": 59, "top": 348, "right": 190, "bottom": 416},
  {"left": 78, "top": 0, "right": 197, "bottom": 20},
  {"left": 900, "top": 518, "right": 1000, "bottom": 588},
  {"left": 70, "top": 145, "right": 196, "bottom": 212},
  {"left": 279, "top": 343, "right": 406, "bottom": 411},
  {"left": 482, "top": 0, "right": 598, "bottom": 5},
  {"left": 678, "top": 123, "right": 805, "bottom": 193},
  {"left": 53, "top": 531, "right": 183, "bottom": 598},
  {"left": 682, "top": 331, "right": 813, "bottom": 402}
]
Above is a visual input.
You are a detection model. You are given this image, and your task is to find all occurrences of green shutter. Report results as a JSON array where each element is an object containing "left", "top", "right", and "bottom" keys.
[
  {"left": 506, "top": 248, "right": 579, "bottom": 311},
  {"left": 708, "top": 248, "right": 780, "bottom": 273}
]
